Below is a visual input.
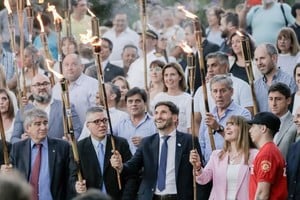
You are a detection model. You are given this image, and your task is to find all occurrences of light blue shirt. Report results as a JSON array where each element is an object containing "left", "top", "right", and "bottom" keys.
[
  {"left": 115, "top": 113, "right": 157, "bottom": 154},
  {"left": 199, "top": 101, "right": 251, "bottom": 164},
  {"left": 30, "top": 138, "right": 52, "bottom": 200},
  {"left": 33, "top": 31, "right": 58, "bottom": 60},
  {"left": 91, "top": 136, "right": 107, "bottom": 193},
  {"left": 254, "top": 69, "right": 297, "bottom": 112},
  {"left": 52, "top": 73, "right": 98, "bottom": 124}
]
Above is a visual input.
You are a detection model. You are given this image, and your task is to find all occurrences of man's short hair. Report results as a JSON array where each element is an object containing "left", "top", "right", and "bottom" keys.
[
  {"left": 85, "top": 106, "right": 106, "bottom": 119},
  {"left": 206, "top": 51, "right": 229, "bottom": 67},
  {"left": 125, "top": 87, "right": 147, "bottom": 103},
  {"left": 154, "top": 101, "right": 179, "bottom": 115},
  {"left": 23, "top": 108, "right": 48, "bottom": 129},
  {"left": 106, "top": 82, "right": 121, "bottom": 104},
  {"left": 221, "top": 11, "right": 239, "bottom": 28},
  {"left": 101, "top": 38, "right": 113, "bottom": 51},
  {"left": 268, "top": 82, "right": 291, "bottom": 98},
  {"left": 210, "top": 74, "right": 233, "bottom": 91}
]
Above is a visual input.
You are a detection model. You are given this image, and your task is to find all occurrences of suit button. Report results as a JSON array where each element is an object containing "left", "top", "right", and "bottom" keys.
[
  {"left": 294, "top": 180, "right": 297, "bottom": 184},
  {"left": 151, "top": 188, "right": 154, "bottom": 192}
]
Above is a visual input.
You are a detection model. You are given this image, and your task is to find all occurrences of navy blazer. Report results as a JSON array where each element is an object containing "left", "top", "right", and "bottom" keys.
[
  {"left": 75, "top": 135, "right": 138, "bottom": 200},
  {"left": 287, "top": 140, "right": 300, "bottom": 200},
  {"left": 11, "top": 99, "right": 82, "bottom": 143},
  {"left": 10, "top": 137, "right": 76, "bottom": 200},
  {"left": 122, "top": 131, "right": 204, "bottom": 200},
  {"left": 85, "top": 62, "right": 125, "bottom": 82}
]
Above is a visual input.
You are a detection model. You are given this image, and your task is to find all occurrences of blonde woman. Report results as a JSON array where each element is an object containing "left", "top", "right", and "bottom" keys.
[{"left": 190, "top": 115, "right": 258, "bottom": 200}]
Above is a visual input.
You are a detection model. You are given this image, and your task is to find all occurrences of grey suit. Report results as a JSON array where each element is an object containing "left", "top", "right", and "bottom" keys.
[
  {"left": 11, "top": 99, "right": 82, "bottom": 143},
  {"left": 274, "top": 111, "right": 297, "bottom": 159}
]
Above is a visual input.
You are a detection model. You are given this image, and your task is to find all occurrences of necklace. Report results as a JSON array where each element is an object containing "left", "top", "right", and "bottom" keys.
[{"left": 229, "top": 152, "right": 241, "bottom": 164}]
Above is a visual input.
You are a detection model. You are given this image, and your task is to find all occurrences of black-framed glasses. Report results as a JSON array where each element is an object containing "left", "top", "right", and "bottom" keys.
[
  {"left": 32, "top": 82, "right": 51, "bottom": 88},
  {"left": 87, "top": 118, "right": 108, "bottom": 125}
]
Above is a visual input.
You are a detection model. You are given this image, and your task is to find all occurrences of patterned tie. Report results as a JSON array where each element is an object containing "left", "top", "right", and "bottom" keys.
[
  {"left": 30, "top": 144, "right": 42, "bottom": 200},
  {"left": 157, "top": 136, "right": 170, "bottom": 191}
]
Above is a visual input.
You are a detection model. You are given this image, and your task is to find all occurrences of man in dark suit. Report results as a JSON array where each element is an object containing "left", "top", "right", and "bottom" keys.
[
  {"left": 1, "top": 108, "right": 76, "bottom": 200},
  {"left": 286, "top": 106, "right": 300, "bottom": 200},
  {"left": 111, "top": 101, "right": 205, "bottom": 200},
  {"left": 181, "top": 21, "right": 219, "bottom": 92},
  {"left": 74, "top": 106, "right": 138, "bottom": 200},
  {"left": 85, "top": 38, "right": 125, "bottom": 82},
  {"left": 11, "top": 74, "right": 82, "bottom": 143}
]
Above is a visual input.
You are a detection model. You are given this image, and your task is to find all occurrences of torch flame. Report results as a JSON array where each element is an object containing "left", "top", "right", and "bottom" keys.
[
  {"left": 79, "top": 30, "right": 101, "bottom": 46},
  {"left": 177, "top": 6, "right": 198, "bottom": 20},
  {"left": 179, "top": 41, "right": 193, "bottom": 54},
  {"left": 4, "top": 0, "right": 12, "bottom": 14},
  {"left": 36, "top": 13, "right": 45, "bottom": 33},
  {"left": 46, "top": 59, "right": 64, "bottom": 79},
  {"left": 47, "top": 3, "right": 63, "bottom": 22},
  {"left": 87, "top": 9, "right": 96, "bottom": 17},
  {"left": 26, "top": 0, "right": 31, "bottom": 6},
  {"left": 236, "top": 30, "right": 244, "bottom": 37}
]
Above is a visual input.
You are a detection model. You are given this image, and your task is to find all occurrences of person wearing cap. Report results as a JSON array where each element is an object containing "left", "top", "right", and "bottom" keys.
[
  {"left": 248, "top": 112, "right": 288, "bottom": 200},
  {"left": 268, "top": 82, "right": 297, "bottom": 159},
  {"left": 103, "top": 12, "right": 140, "bottom": 62},
  {"left": 127, "top": 29, "right": 167, "bottom": 89},
  {"left": 286, "top": 106, "right": 300, "bottom": 200}
]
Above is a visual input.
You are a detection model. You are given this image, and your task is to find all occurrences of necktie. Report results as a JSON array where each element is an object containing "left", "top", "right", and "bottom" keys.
[
  {"left": 97, "top": 142, "right": 105, "bottom": 173},
  {"left": 157, "top": 136, "right": 170, "bottom": 191},
  {"left": 30, "top": 144, "right": 42, "bottom": 200}
]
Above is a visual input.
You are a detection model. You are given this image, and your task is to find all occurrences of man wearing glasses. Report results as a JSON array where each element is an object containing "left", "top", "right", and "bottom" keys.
[
  {"left": 74, "top": 106, "right": 138, "bottom": 200},
  {"left": 10, "top": 74, "right": 82, "bottom": 143}
]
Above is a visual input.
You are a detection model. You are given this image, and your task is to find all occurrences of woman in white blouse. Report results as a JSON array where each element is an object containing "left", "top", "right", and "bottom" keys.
[
  {"left": 151, "top": 62, "right": 191, "bottom": 133},
  {"left": 0, "top": 88, "right": 15, "bottom": 142},
  {"left": 190, "top": 115, "right": 258, "bottom": 200}
]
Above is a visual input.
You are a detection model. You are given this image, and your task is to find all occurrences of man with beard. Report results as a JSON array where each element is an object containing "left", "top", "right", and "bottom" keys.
[
  {"left": 219, "top": 11, "right": 239, "bottom": 55},
  {"left": 110, "top": 101, "right": 206, "bottom": 200},
  {"left": 254, "top": 43, "right": 297, "bottom": 112},
  {"left": 10, "top": 74, "right": 82, "bottom": 143}
]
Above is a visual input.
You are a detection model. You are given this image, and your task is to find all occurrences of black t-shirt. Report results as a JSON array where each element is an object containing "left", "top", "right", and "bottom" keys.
[{"left": 230, "top": 62, "right": 249, "bottom": 83}]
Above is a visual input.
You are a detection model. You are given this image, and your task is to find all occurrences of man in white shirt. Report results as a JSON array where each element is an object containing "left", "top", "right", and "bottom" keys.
[{"left": 103, "top": 12, "right": 140, "bottom": 62}]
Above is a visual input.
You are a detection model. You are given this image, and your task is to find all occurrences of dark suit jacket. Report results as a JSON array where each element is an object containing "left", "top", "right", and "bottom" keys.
[
  {"left": 76, "top": 135, "right": 138, "bottom": 200},
  {"left": 122, "top": 131, "right": 204, "bottom": 200},
  {"left": 11, "top": 99, "right": 83, "bottom": 143},
  {"left": 10, "top": 137, "right": 75, "bottom": 200},
  {"left": 287, "top": 140, "right": 300, "bottom": 200},
  {"left": 85, "top": 62, "right": 125, "bottom": 82},
  {"left": 0, "top": 140, "right": 11, "bottom": 165}
]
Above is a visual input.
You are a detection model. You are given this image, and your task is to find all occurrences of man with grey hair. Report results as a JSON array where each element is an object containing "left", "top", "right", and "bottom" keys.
[
  {"left": 74, "top": 106, "right": 138, "bottom": 199},
  {"left": 11, "top": 74, "right": 82, "bottom": 143},
  {"left": 254, "top": 43, "right": 297, "bottom": 112},
  {"left": 199, "top": 74, "right": 251, "bottom": 164},
  {"left": 78, "top": 83, "right": 128, "bottom": 140},
  {"left": 52, "top": 53, "right": 98, "bottom": 124},
  {"left": 194, "top": 51, "right": 253, "bottom": 134},
  {"left": 1, "top": 108, "right": 76, "bottom": 200}
]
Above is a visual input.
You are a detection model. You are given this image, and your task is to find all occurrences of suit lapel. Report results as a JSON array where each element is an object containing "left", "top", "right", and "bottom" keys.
[
  {"left": 24, "top": 140, "right": 32, "bottom": 179},
  {"left": 47, "top": 138, "right": 56, "bottom": 183},
  {"left": 153, "top": 134, "right": 160, "bottom": 178},
  {"left": 175, "top": 132, "right": 183, "bottom": 180},
  {"left": 275, "top": 113, "right": 293, "bottom": 145},
  {"left": 104, "top": 135, "right": 112, "bottom": 172},
  {"left": 86, "top": 137, "right": 102, "bottom": 177},
  {"left": 48, "top": 101, "right": 56, "bottom": 129}
]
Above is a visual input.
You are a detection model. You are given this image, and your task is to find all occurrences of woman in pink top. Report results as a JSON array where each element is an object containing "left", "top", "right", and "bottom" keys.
[{"left": 190, "top": 115, "right": 258, "bottom": 200}]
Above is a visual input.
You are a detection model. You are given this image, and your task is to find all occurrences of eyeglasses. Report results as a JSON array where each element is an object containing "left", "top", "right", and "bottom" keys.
[
  {"left": 32, "top": 82, "right": 51, "bottom": 88},
  {"left": 150, "top": 66, "right": 162, "bottom": 72},
  {"left": 87, "top": 118, "right": 108, "bottom": 125}
]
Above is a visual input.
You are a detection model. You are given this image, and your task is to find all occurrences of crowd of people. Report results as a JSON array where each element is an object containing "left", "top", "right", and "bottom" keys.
[{"left": 1, "top": 0, "right": 300, "bottom": 199}]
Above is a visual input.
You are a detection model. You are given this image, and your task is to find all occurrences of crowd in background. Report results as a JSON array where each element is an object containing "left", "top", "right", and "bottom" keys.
[{"left": 1, "top": 0, "right": 300, "bottom": 199}]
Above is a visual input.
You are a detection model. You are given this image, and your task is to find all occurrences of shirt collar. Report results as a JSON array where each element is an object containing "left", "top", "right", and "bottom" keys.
[
  {"left": 31, "top": 137, "right": 48, "bottom": 149},
  {"left": 158, "top": 129, "right": 176, "bottom": 138},
  {"left": 91, "top": 135, "right": 107, "bottom": 149}
]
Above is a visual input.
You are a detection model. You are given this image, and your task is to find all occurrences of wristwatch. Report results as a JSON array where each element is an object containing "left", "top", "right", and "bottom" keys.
[{"left": 215, "top": 125, "right": 224, "bottom": 133}]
